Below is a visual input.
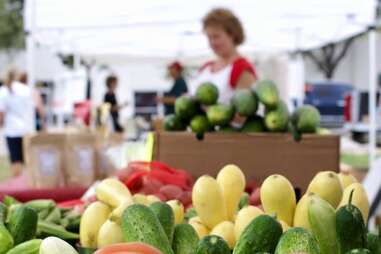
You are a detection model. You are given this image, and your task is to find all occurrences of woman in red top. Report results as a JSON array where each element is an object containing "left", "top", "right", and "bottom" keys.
[{"left": 191, "top": 8, "right": 258, "bottom": 104}]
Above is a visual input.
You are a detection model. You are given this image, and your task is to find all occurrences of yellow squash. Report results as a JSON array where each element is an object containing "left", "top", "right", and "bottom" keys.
[
  {"left": 338, "top": 182, "right": 369, "bottom": 221},
  {"left": 189, "top": 220, "right": 209, "bottom": 239},
  {"left": 307, "top": 171, "right": 343, "bottom": 208},
  {"left": 216, "top": 164, "right": 246, "bottom": 221},
  {"left": 211, "top": 221, "right": 236, "bottom": 249},
  {"left": 338, "top": 172, "right": 358, "bottom": 189},
  {"left": 97, "top": 220, "right": 123, "bottom": 248},
  {"left": 95, "top": 178, "right": 133, "bottom": 208},
  {"left": 278, "top": 220, "right": 290, "bottom": 232},
  {"left": 260, "top": 174, "right": 296, "bottom": 225},
  {"left": 80, "top": 201, "right": 111, "bottom": 248},
  {"left": 192, "top": 175, "right": 227, "bottom": 228},
  {"left": 132, "top": 194, "right": 148, "bottom": 205},
  {"left": 167, "top": 200, "right": 184, "bottom": 224},
  {"left": 293, "top": 193, "right": 316, "bottom": 229},
  {"left": 234, "top": 205, "right": 263, "bottom": 239},
  {"left": 146, "top": 195, "right": 161, "bottom": 205}
]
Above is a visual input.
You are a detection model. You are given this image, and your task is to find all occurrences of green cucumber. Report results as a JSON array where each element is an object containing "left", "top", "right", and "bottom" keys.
[
  {"left": 7, "top": 205, "right": 38, "bottom": 245},
  {"left": 336, "top": 190, "right": 366, "bottom": 254},
  {"left": 0, "top": 202, "right": 7, "bottom": 223},
  {"left": 308, "top": 195, "right": 338, "bottom": 254},
  {"left": 184, "top": 208, "right": 197, "bottom": 222},
  {"left": 149, "top": 202, "right": 175, "bottom": 244},
  {"left": 172, "top": 224, "right": 199, "bottom": 254},
  {"left": 195, "top": 235, "right": 230, "bottom": 254},
  {"left": 238, "top": 193, "right": 249, "bottom": 210},
  {"left": 0, "top": 223, "right": 13, "bottom": 254},
  {"left": 5, "top": 239, "right": 42, "bottom": 254},
  {"left": 275, "top": 227, "right": 320, "bottom": 254},
  {"left": 345, "top": 249, "right": 371, "bottom": 254},
  {"left": 233, "top": 214, "right": 283, "bottom": 254},
  {"left": 366, "top": 233, "right": 381, "bottom": 254},
  {"left": 122, "top": 204, "right": 174, "bottom": 254}
]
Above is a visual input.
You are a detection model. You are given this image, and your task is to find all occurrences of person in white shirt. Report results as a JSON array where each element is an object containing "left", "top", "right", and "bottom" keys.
[{"left": 0, "top": 68, "right": 44, "bottom": 177}]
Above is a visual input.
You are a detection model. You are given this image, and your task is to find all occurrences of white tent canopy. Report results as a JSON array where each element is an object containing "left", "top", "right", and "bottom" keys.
[{"left": 25, "top": 0, "right": 377, "bottom": 60}]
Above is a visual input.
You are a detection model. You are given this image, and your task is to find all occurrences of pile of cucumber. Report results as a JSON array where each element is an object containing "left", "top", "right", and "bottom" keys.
[{"left": 0, "top": 196, "right": 80, "bottom": 254}]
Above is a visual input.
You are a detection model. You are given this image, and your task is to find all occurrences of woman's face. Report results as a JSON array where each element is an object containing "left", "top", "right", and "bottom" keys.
[{"left": 205, "top": 26, "right": 235, "bottom": 57}]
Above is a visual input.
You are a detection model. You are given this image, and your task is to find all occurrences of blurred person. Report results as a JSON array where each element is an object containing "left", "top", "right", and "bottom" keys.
[
  {"left": 193, "top": 8, "right": 257, "bottom": 103},
  {"left": 157, "top": 61, "right": 188, "bottom": 115},
  {"left": 18, "top": 72, "right": 46, "bottom": 131},
  {"left": 103, "top": 75, "right": 127, "bottom": 133},
  {"left": 0, "top": 68, "right": 42, "bottom": 177}
]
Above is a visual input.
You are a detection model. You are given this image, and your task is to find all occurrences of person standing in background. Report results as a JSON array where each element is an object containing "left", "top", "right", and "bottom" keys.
[
  {"left": 0, "top": 68, "right": 43, "bottom": 177},
  {"left": 103, "top": 75, "right": 127, "bottom": 133},
  {"left": 158, "top": 61, "right": 188, "bottom": 115},
  {"left": 18, "top": 72, "right": 46, "bottom": 131}
]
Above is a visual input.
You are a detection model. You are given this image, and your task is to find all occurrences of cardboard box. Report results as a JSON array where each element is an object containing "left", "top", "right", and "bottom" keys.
[
  {"left": 95, "top": 133, "right": 124, "bottom": 179},
  {"left": 153, "top": 132, "right": 340, "bottom": 192}
]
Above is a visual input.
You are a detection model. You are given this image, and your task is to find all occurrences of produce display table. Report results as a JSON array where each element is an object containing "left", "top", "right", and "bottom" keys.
[{"left": 154, "top": 132, "right": 340, "bottom": 192}]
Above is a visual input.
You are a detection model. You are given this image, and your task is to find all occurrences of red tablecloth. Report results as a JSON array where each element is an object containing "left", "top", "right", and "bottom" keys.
[{"left": 0, "top": 174, "right": 87, "bottom": 202}]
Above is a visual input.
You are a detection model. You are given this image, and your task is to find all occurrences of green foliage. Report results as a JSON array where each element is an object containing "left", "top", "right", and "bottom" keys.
[{"left": 0, "top": 0, "right": 25, "bottom": 50}]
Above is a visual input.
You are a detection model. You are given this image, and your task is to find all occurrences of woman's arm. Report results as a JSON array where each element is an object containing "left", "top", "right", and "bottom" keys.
[{"left": 235, "top": 70, "right": 257, "bottom": 89}]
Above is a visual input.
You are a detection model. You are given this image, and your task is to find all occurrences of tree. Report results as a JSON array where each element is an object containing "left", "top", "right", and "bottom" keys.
[{"left": 0, "top": 0, "right": 24, "bottom": 52}]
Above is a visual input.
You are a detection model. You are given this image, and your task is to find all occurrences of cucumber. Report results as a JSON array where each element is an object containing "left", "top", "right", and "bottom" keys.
[
  {"left": 366, "top": 233, "right": 381, "bottom": 254},
  {"left": 150, "top": 202, "right": 175, "bottom": 244},
  {"left": 0, "top": 223, "right": 13, "bottom": 254},
  {"left": 172, "top": 224, "right": 199, "bottom": 254},
  {"left": 345, "top": 249, "right": 371, "bottom": 254},
  {"left": 184, "top": 208, "right": 197, "bottom": 222},
  {"left": 275, "top": 227, "right": 320, "bottom": 254},
  {"left": 5, "top": 239, "right": 42, "bottom": 254},
  {"left": 336, "top": 190, "right": 366, "bottom": 254},
  {"left": 0, "top": 202, "right": 7, "bottom": 223},
  {"left": 238, "top": 193, "right": 249, "bottom": 210},
  {"left": 233, "top": 214, "right": 283, "bottom": 254},
  {"left": 7, "top": 205, "right": 38, "bottom": 245},
  {"left": 195, "top": 235, "right": 230, "bottom": 254},
  {"left": 122, "top": 204, "right": 174, "bottom": 254},
  {"left": 308, "top": 195, "right": 338, "bottom": 254}
]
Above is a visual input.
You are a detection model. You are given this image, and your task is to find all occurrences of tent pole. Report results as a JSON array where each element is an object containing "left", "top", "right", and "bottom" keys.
[{"left": 368, "top": 28, "right": 377, "bottom": 172}]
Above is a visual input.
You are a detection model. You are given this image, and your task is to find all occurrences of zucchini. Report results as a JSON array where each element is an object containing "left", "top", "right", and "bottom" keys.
[
  {"left": 336, "top": 190, "right": 366, "bottom": 254},
  {"left": 7, "top": 205, "right": 38, "bottom": 245},
  {"left": 5, "top": 239, "right": 42, "bottom": 254},
  {"left": 172, "top": 224, "right": 199, "bottom": 254},
  {"left": 0, "top": 223, "right": 13, "bottom": 254},
  {"left": 122, "top": 204, "right": 174, "bottom": 254},
  {"left": 233, "top": 214, "right": 283, "bottom": 254},
  {"left": 195, "top": 235, "right": 230, "bottom": 254},
  {"left": 275, "top": 227, "right": 320, "bottom": 254},
  {"left": 150, "top": 202, "right": 175, "bottom": 244}
]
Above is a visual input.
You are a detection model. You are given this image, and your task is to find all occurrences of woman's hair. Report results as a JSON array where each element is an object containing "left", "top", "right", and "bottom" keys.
[
  {"left": 202, "top": 8, "right": 245, "bottom": 45},
  {"left": 106, "top": 75, "right": 118, "bottom": 88},
  {"left": 2, "top": 66, "right": 19, "bottom": 86}
]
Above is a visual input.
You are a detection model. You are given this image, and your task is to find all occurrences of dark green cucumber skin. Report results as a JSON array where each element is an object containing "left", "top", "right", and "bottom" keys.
[
  {"left": 6, "top": 205, "right": 38, "bottom": 245},
  {"left": 336, "top": 205, "right": 366, "bottom": 254},
  {"left": 345, "top": 249, "right": 371, "bottom": 254},
  {"left": 233, "top": 214, "right": 283, "bottom": 254},
  {"left": 122, "top": 204, "right": 174, "bottom": 254},
  {"left": 0, "top": 202, "right": 7, "bottom": 223},
  {"left": 366, "top": 233, "right": 381, "bottom": 254},
  {"left": 172, "top": 224, "right": 199, "bottom": 254},
  {"left": 195, "top": 235, "right": 230, "bottom": 254},
  {"left": 149, "top": 202, "right": 175, "bottom": 244},
  {"left": 274, "top": 227, "right": 320, "bottom": 254}
]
